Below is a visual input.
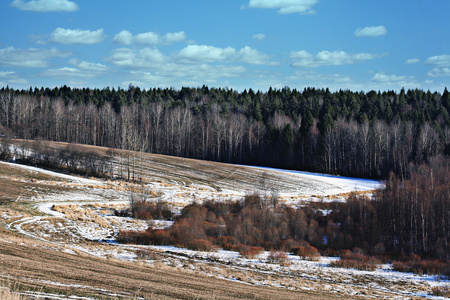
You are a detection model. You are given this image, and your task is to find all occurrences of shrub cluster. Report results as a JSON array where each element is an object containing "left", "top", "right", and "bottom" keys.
[
  {"left": 329, "top": 248, "right": 381, "bottom": 271},
  {"left": 291, "top": 244, "right": 320, "bottom": 260},
  {"left": 267, "top": 250, "right": 290, "bottom": 265},
  {"left": 392, "top": 255, "right": 450, "bottom": 276},
  {"left": 186, "top": 239, "right": 214, "bottom": 251},
  {"left": 131, "top": 198, "right": 173, "bottom": 221},
  {"left": 235, "top": 245, "right": 264, "bottom": 259}
]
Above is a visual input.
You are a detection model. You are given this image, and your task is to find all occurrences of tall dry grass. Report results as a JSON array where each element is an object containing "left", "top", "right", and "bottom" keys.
[{"left": 0, "top": 284, "right": 25, "bottom": 300}]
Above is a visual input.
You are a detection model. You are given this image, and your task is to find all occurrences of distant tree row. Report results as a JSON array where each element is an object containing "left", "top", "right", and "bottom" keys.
[
  {"left": 0, "top": 138, "right": 111, "bottom": 177},
  {"left": 1, "top": 85, "right": 449, "bottom": 179}
]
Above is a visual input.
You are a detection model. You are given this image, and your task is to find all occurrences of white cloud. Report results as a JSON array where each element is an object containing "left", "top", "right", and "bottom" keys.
[
  {"left": 0, "top": 71, "right": 17, "bottom": 78},
  {"left": 288, "top": 70, "right": 352, "bottom": 83},
  {"left": 0, "top": 47, "right": 70, "bottom": 68},
  {"left": 252, "top": 33, "right": 266, "bottom": 40},
  {"left": 427, "top": 67, "right": 450, "bottom": 77},
  {"left": 107, "top": 44, "right": 275, "bottom": 88},
  {"left": 113, "top": 30, "right": 133, "bottom": 45},
  {"left": 113, "top": 30, "right": 187, "bottom": 45},
  {"left": 371, "top": 73, "right": 407, "bottom": 82},
  {"left": 425, "top": 55, "right": 450, "bottom": 77},
  {"left": 122, "top": 63, "right": 247, "bottom": 88},
  {"left": 10, "top": 0, "right": 79, "bottom": 12},
  {"left": 108, "top": 46, "right": 250, "bottom": 88},
  {"left": 237, "top": 46, "right": 277, "bottom": 65},
  {"left": 0, "top": 71, "right": 28, "bottom": 85},
  {"left": 370, "top": 72, "right": 420, "bottom": 89},
  {"left": 134, "top": 32, "right": 161, "bottom": 45},
  {"left": 178, "top": 45, "right": 236, "bottom": 63},
  {"left": 69, "top": 58, "right": 109, "bottom": 72},
  {"left": 425, "top": 54, "right": 450, "bottom": 67},
  {"left": 177, "top": 45, "right": 276, "bottom": 65},
  {"left": 49, "top": 28, "right": 105, "bottom": 44},
  {"left": 40, "top": 59, "right": 109, "bottom": 82},
  {"left": 164, "top": 31, "right": 187, "bottom": 43},
  {"left": 290, "top": 50, "right": 383, "bottom": 68},
  {"left": 248, "top": 0, "right": 318, "bottom": 14},
  {"left": 109, "top": 47, "right": 167, "bottom": 69},
  {"left": 41, "top": 67, "right": 85, "bottom": 78},
  {"left": 355, "top": 26, "right": 387, "bottom": 37},
  {"left": 405, "top": 58, "right": 419, "bottom": 64}
]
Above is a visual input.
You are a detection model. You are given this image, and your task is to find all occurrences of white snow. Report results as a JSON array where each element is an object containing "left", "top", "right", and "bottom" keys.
[{"left": 244, "top": 165, "right": 382, "bottom": 196}]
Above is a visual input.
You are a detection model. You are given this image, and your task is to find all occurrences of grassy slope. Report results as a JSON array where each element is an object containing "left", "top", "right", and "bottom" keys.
[{"left": 0, "top": 145, "right": 344, "bottom": 299}]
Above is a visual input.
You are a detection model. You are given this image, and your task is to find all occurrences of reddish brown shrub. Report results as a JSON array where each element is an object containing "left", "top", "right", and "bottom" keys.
[
  {"left": 147, "top": 229, "right": 172, "bottom": 245},
  {"left": 392, "top": 258, "right": 449, "bottom": 276},
  {"left": 116, "top": 230, "right": 150, "bottom": 244},
  {"left": 330, "top": 249, "right": 381, "bottom": 271},
  {"left": 132, "top": 200, "right": 173, "bottom": 220},
  {"left": 216, "top": 236, "right": 239, "bottom": 250},
  {"left": 291, "top": 245, "right": 320, "bottom": 260},
  {"left": 267, "top": 250, "right": 290, "bottom": 265},
  {"left": 279, "top": 239, "right": 302, "bottom": 252},
  {"left": 186, "top": 239, "right": 214, "bottom": 252},
  {"left": 236, "top": 244, "right": 263, "bottom": 259}
]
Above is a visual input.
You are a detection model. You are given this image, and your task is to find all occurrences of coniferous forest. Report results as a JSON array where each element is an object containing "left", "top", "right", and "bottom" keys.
[{"left": 1, "top": 85, "right": 449, "bottom": 265}]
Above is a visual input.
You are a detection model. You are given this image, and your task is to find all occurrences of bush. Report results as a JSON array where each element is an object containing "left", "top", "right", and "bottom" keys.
[
  {"left": 216, "top": 235, "right": 239, "bottom": 250},
  {"left": 330, "top": 249, "right": 381, "bottom": 271},
  {"left": 267, "top": 250, "right": 290, "bottom": 265},
  {"left": 186, "top": 239, "right": 214, "bottom": 252},
  {"left": 392, "top": 258, "right": 449, "bottom": 276},
  {"left": 147, "top": 229, "right": 173, "bottom": 245},
  {"left": 291, "top": 244, "right": 320, "bottom": 260},
  {"left": 132, "top": 199, "right": 173, "bottom": 221},
  {"left": 116, "top": 230, "right": 140, "bottom": 244},
  {"left": 235, "top": 244, "right": 263, "bottom": 259}
]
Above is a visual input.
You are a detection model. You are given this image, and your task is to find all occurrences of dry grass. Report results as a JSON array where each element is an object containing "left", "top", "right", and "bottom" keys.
[
  {"left": 9, "top": 138, "right": 375, "bottom": 199},
  {"left": 431, "top": 285, "right": 450, "bottom": 297},
  {"left": 0, "top": 162, "right": 72, "bottom": 206},
  {"left": 0, "top": 228, "right": 334, "bottom": 299},
  {"left": 0, "top": 285, "right": 25, "bottom": 300}
]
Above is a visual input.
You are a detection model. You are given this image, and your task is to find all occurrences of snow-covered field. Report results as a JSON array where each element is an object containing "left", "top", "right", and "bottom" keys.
[{"left": 1, "top": 160, "right": 448, "bottom": 299}]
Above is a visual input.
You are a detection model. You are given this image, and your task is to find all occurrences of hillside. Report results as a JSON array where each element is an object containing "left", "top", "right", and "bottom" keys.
[{"left": 1, "top": 140, "right": 448, "bottom": 299}]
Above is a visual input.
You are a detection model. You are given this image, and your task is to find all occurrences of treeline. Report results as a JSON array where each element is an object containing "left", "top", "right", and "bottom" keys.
[
  {"left": 1, "top": 85, "right": 449, "bottom": 179},
  {"left": 118, "top": 156, "right": 449, "bottom": 265}
]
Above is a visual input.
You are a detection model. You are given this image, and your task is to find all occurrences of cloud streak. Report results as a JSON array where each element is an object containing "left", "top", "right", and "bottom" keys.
[
  {"left": 405, "top": 58, "right": 419, "bottom": 64},
  {"left": 355, "top": 26, "right": 387, "bottom": 37},
  {"left": 290, "top": 50, "right": 383, "bottom": 68},
  {"left": 248, "top": 0, "right": 318, "bottom": 14},
  {"left": 10, "top": 0, "right": 79, "bottom": 12},
  {"left": 425, "top": 54, "right": 450, "bottom": 68},
  {"left": 49, "top": 28, "right": 105, "bottom": 44},
  {"left": 425, "top": 54, "right": 450, "bottom": 77},
  {"left": 0, "top": 47, "right": 70, "bottom": 68},
  {"left": 252, "top": 33, "right": 266, "bottom": 40},
  {"left": 113, "top": 30, "right": 187, "bottom": 45},
  {"left": 109, "top": 44, "right": 276, "bottom": 69}
]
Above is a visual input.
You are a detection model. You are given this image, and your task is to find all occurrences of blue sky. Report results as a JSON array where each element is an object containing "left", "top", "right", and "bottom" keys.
[{"left": 1, "top": 0, "right": 449, "bottom": 92}]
